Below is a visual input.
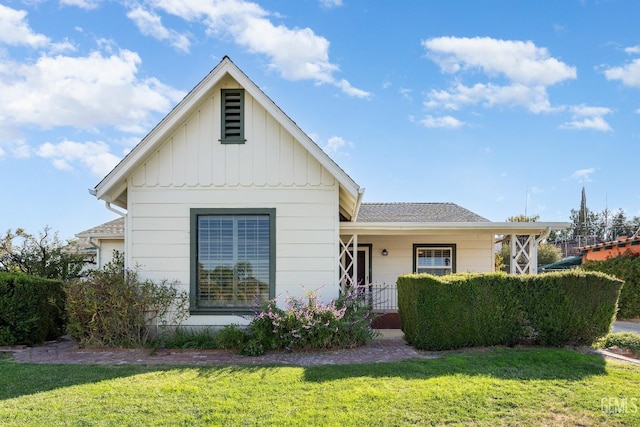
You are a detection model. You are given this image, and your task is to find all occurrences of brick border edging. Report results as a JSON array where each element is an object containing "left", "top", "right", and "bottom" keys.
[
  {"left": 592, "top": 348, "right": 640, "bottom": 365},
  {"left": 0, "top": 345, "right": 28, "bottom": 352}
]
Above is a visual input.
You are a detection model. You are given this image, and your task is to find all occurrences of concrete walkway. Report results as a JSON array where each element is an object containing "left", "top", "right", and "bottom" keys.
[{"left": 612, "top": 320, "right": 640, "bottom": 334}]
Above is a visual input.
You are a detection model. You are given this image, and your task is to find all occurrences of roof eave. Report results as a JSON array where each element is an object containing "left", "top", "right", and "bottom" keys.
[
  {"left": 340, "top": 221, "right": 570, "bottom": 234},
  {"left": 75, "top": 232, "right": 125, "bottom": 239}
]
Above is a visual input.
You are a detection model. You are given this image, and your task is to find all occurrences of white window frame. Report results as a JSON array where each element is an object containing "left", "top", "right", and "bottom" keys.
[{"left": 414, "top": 244, "right": 456, "bottom": 276}]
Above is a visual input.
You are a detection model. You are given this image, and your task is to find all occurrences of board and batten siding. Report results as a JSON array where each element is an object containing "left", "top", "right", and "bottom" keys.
[
  {"left": 354, "top": 233, "right": 496, "bottom": 288},
  {"left": 126, "top": 77, "right": 341, "bottom": 325}
]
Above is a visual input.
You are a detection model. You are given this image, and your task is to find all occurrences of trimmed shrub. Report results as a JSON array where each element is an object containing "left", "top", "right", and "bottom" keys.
[
  {"left": 595, "top": 332, "right": 640, "bottom": 356},
  {"left": 583, "top": 252, "right": 640, "bottom": 319},
  {"left": 0, "top": 272, "right": 66, "bottom": 346},
  {"left": 64, "top": 253, "right": 189, "bottom": 348},
  {"left": 515, "top": 271, "right": 620, "bottom": 346},
  {"left": 398, "top": 273, "right": 523, "bottom": 350},
  {"left": 398, "top": 271, "right": 622, "bottom": 351}
]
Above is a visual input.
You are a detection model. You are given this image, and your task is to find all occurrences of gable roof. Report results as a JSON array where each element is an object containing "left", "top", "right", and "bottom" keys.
[
  {"left": 76, "top": 217, "right": 125, "bottom": 239},
  {"left": 93, "top": 56, "right": 363, "bottom": 220},
  {"left": 341, "top": 202, "right": 568, "bottom": 235},
  {"left": 357, "top": 203, "right": 490, "bottom": 223}
]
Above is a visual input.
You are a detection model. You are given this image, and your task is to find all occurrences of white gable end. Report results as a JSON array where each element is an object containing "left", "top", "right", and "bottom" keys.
[{"left": 130, "top": 75, "right": 335, "bottom": 189}]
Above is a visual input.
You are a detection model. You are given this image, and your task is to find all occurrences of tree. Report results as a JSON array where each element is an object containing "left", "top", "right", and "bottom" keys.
[
  {"left": 537, "top": 242, "right": 562, "bottom": 266},
  {"left": 569, "top": 186, "right": 600, "bottom": 239},
  {"left": 608, "top": 209, "right": 638, "bottom": 240},
  {"left": 506, "top": 214, "right": 539, "bottom": 223},
  {"left": 0, "top": 227, "right": 84, "bottom": 280}
]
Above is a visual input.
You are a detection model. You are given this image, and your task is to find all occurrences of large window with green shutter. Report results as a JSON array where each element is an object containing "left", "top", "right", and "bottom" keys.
[
  {"left": 220, "top": 89, "right": 245, "bottom": 144},
  {"left": 190, "top": 208, "right": 275, "bottom": 313}
]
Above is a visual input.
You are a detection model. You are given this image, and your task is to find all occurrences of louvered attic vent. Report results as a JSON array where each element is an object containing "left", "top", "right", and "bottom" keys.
[{"left": 220, "top": 89, "right": 245, "bottom": 144}]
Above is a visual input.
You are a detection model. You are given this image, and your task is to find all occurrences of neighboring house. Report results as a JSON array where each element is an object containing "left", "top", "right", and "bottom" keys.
[
  {"left": 75, "top": 218, "right": 125, "bottom": 269},
  {"left": 578, "top": 234, "right": 640, "bottom": 262},
  {"left": 87, "top": 56, "right": 567, "bottom": 327}
]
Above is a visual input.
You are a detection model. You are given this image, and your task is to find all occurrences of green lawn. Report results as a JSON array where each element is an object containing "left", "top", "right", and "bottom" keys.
[{"left": 1, "top": 348, "right": 640, "bottom": 426}]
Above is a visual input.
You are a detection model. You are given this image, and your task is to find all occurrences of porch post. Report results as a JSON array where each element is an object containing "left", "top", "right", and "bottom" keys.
[
  {"left": 530, "top": 239, "right": 538, "bottom": 274},
  {"left": 352, "top": 234, "right": 358, "bottom": 288},
  {"left": 509, "top": 234, "right": 517, "bottom": 274}
]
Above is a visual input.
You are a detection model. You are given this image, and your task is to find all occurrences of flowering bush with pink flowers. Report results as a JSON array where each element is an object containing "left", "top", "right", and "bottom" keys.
[{"left": 243, "top": 287, "right": 378, "bottom": 355}]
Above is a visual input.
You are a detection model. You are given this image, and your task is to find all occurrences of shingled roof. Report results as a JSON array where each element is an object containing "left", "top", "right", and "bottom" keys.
[
  {"left": 76, "top": 217, "right": 124, "bottom": 238},
  {"left": 356, "top": 203, "right": 490, "bottom": 223}
]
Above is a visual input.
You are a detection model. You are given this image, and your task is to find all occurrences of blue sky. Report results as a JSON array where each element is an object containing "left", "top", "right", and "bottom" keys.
[{"left": 1, "top": 0, "right": 640, "bottom": 240}]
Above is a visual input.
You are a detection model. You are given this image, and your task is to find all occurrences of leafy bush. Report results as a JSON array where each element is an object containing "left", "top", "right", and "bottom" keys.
[
  {"left": 244, "top": 287, "right": 377, "bottom": 355},
  {"left": 216, "top": 324, "right": 248, "bottom": 350},
  {"left": 583, "top": 252, "right": 640, "bottom": 319},
  {"left": 158, "top": 325, "right": 246, "bottom": 350},
  {"left": 64, "top": 253, "right": 189, "bottom": 348},
  {"left": 398, "top": 271, "right": 622, "bottom": 351},
  {"left": 595, "top": 332, "right": 640, "bottom": 355},
  {"left": 0, "top": 272, "right": 66, "bottom": 345},
  {"left": 159, "top": 327, "right": 219, "bottom": 350}
]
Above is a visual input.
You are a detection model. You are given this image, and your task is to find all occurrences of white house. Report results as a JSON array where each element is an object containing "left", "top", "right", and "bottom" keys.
[{"left": 85, "top": 56, "right": 567, "bottom": 327}]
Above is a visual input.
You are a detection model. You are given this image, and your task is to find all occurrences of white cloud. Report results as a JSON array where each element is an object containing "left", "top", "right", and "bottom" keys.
[
  {"left": 127, "top": 6, "right": 191, "bottom": 53},
  {"left": 425, "top": 82, "right": 553, "bottom": 113},
  {"left": 0, "top": 4, "right": 50, "bottom": 47},
  {"left": 625, "top": 45, "right": 640, "bottom": 54},
  {"left": 59, "top": 0, "right": 101, "bottom": 10},
  {"left": 149, "top": 0, "right": 370, "bottom": 98},
  {"left": 421, "top": 36, "right": 575, "bottom": 114},
  {"left": 49, "top": 39, "right": 77, "bottom": 54},
  {"left": 37, "top": 140, "right": 121, "bottom": 176},
  {"left": 604, "top": 58, "right": 640, "bottom": 88},
  {"left": 571, "top": 168, "right": 595, "bottom": 182},
  {"left": 420, "top": 115, "right": 464, "bottom": 129},
  {"left": 399, "top": 87, "right": 412, "bottom": 100},
  {"left": 561, "top": 105, "right": 613, "bottom": 132},
  {"left": 0, "top": 49, "right": 185, "bottom": 133},
  {"left": 11, "top": 142, "right": 31, "bottom": 158},
  {"left": 323, "top": 136, "right": 352, "bottom": 155},
  {"left": 423, "top": 36, "right": 576, "bottom": 86},
  {"left": 319, "top": 0, "right": 343, "bottom": 8}
]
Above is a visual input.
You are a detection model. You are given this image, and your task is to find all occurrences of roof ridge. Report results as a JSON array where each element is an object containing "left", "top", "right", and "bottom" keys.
[{"left": 361, "top": 202, "right": 455, "bottom": 205}]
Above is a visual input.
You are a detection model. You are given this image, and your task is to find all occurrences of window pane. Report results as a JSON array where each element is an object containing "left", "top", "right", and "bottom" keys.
[
  {"left": 416, "top": 247, "right": 452, "bottom": 275},
  {"left": 197, "top": 214, "right": 270, "bottom": 308}
]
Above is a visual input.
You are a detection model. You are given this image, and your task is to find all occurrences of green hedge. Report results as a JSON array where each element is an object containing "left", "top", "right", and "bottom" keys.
[
  {"left": 0, "top": 272, "right": 66, "bottom": 346},
  {"left": 583, "top": 253, "right": 640, "bottom": 319},
  {"left": 398, "top": 271, "right": 622, "bottom": 351}
]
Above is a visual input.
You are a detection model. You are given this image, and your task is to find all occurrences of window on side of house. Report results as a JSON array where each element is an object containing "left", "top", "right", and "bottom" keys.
[
  {"left": 413, "top": 244, "right": 456, "bottom": 276},
  {"left": 220, "top": 89, "right": 245, "bottom": 144},
  {"left": 190, "top": 208, "right": 275, "bottom": 313}
]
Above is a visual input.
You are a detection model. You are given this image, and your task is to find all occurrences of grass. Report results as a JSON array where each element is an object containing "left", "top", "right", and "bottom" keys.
[{"left": 1, "top": 348, "right": 640, "bottom": 426}]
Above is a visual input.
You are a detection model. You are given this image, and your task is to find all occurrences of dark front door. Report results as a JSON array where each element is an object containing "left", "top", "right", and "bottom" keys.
[{"left": 346, "top": 250, "right": 367, "bottom": 287}]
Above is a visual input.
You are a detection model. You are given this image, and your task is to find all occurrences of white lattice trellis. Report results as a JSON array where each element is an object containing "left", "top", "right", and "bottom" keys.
[
  {"left": 510, "top": 234, "right": 539, "bottom": 274},
  {"left": 339, "top": 234, "right": 358, "bottom": 292}
]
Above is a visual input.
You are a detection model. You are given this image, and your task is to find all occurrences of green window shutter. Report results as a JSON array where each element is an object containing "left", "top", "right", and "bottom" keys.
[{"left": 220, "top": 89, "right": 245, "bottom": 144}]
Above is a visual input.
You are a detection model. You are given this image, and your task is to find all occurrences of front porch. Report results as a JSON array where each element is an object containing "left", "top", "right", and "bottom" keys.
[{"left": 338, "top": 225, "right": 562, "bottom": 328}]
